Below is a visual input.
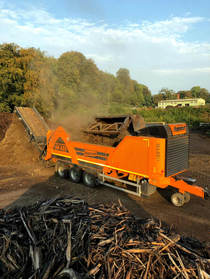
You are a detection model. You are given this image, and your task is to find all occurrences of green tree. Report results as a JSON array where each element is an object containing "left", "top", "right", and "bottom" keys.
[
  {"left": 142, "top": 86, "right": 152, "bottom": 106},
  {"left": 0, "top": 43, "right": 155, "bottom": 117},
  {"left": 0, "top": 43, "right": 58, "bottom": 116},
  {"left": 57, "top": 51, "right": 85, "bottom": 90},
  {"left": 0, "top": 43, "right": 25, "bottom": 111},
  {"left": 116, "top": 68, "right": 134, "bottom": 102},
  {"left": 129, "top": 81, "right": 145, "bottom": 106},
  {"left": 22, "top": 49, "right": 58, "bottom": 117},
  {"left": 178, "top": 90, "right": 192, "bottom": 99},
  {"left": 191, "top": 86, "right": 201, "bottom": 98},
  {"left": 159, "top": 88, "right": 176, "bottom": 100}
]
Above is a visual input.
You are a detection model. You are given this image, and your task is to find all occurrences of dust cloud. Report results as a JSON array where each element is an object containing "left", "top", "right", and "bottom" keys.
[
  {"left": 49, "top": 95, "right": 109, "bottom": 141},
  {"left": 33, "top": 52, "right": 109, "bottom": 141}
]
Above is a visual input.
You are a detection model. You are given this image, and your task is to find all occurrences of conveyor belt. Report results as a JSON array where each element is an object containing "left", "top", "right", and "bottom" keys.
[{"left": 15, "top": 107, "right": 49, "bottom": 150}]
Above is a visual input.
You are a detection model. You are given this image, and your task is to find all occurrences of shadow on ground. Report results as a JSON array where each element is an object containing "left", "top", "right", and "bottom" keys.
[{"left": 2, "top": 172, "right": 210, "bottom": 242}]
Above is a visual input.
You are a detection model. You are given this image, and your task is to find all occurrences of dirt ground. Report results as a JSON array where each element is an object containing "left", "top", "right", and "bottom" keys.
[{"left": 0, "top": 114, "right": 209, "bottom": 242}]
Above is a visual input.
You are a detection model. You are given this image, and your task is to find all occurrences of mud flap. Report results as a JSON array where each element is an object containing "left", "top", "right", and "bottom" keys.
[
  {"left": 141, "top": 181, "right": 157, "bottom": 197},
  {"left": 204, "top": 187, "right": 209, "bottom": 200}
]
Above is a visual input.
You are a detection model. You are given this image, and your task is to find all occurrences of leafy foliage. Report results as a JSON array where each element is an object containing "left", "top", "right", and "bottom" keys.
[
  {"left": 0, "top": 43, "right": 210, "bottom": 124},
  {"left": 134, "top": 105, "right": 210, "bottom": 128},
  {"left": 0, "top": 43, "right": 58, "bottom": 116},
  {"left": 0, "top": 43, "right": 152, "bottom": 117}
]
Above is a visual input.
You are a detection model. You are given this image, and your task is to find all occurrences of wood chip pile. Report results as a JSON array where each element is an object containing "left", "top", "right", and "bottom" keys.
[
  {"left": 0, "top": 198, "right": 209, "bottom": 278},
  {"left": 0, "top": 113, "right": 13, "bottom": 141}
]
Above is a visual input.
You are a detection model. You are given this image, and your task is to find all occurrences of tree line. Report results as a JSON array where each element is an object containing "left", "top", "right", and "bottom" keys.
[
  {"left": 0, "top": 43, "right": 152, "bottom": 117},
  {"left": 0, "top": 43, "right": 209, "bottom": 118}
]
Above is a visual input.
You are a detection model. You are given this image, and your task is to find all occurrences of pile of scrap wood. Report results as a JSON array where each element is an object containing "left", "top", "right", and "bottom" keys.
[{"left": 0, "top": 198, "right": 209, "bottom": 278}]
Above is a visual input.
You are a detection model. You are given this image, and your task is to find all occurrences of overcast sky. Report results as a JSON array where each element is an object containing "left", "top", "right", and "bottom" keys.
[{"left": 0, "top": 0, "right": 210, "bottom": 94}]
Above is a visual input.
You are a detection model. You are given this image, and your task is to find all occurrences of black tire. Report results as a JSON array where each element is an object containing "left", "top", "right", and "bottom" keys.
[
  {"left": 83, "top": 172, "right": 96, "bottom": 188},
  {"left": 183, "top": 192, "right": 191, "bottom": 203},
  {"left": 171, "top": 192, "right": 185, "bottom": 207},
  {"left": 69, "top": 167, "right": 82, "bottom": 183},
  {"left": 55, "top": 162, "right": 68, "bottom": 178}
]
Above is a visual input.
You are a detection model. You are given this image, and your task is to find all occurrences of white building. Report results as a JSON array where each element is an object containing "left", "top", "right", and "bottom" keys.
[{"left": 158, "top": 98, "right": 205, "bottom": 109}]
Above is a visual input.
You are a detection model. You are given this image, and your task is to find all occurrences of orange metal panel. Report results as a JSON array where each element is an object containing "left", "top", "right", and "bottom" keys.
[
  {"left": 169, "top": 177, "right": 204, "bottom": 198},
  {"left": 168, "top": 123, "right": 187, "bottom": 136},
  {"left": 46, "top": 128, "right": 167, "bottom": 179},
  {"left": 105, "top": 136, "right": 166, "bottom": 178}
]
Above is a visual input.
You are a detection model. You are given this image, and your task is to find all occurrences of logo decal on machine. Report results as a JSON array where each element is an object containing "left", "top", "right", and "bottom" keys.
[
  {"left": 74, "top": 147, "right": 109, "bottom": 161},
  {"left": 53, "top": 137, "right": 69, "bottom": 153},
  {"left": 174, "top": 126, "right": 185, "bottom": 132},
  {"left": 168, "top": 124, "right": 187, "bottom": 136}
]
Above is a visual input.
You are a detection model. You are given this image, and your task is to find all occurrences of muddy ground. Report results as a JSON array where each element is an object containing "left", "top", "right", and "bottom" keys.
[{"left": 0, "top": 114, "right": 209, "bottom": 242}]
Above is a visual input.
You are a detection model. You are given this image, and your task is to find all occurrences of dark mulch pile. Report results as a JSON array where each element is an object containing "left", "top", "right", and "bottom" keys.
[{"left": 0, "top": 197, "right": 209, "bottom": 278}]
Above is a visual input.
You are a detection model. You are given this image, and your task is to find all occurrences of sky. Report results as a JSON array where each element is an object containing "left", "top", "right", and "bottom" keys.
[{"left": 0, "top": 0, "right": 210, "bottom": 94}]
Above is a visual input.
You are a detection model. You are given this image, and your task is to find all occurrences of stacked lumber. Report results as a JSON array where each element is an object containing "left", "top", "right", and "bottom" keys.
[{"left": 0, "top": 198, "right": 209, "bottom": 278}]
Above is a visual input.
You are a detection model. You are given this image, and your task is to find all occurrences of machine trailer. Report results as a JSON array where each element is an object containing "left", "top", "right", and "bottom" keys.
[{"left": 44, "top": 122, "right": 209, "bottom": 207}]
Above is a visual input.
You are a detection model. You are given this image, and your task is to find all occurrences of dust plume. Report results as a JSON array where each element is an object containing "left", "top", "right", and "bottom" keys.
[
  {"left": 29, "top": 51, "right": 110, "bottom": 141},
  {"left": 50, "top": 95, "right": 109, "bottom": 141}
]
